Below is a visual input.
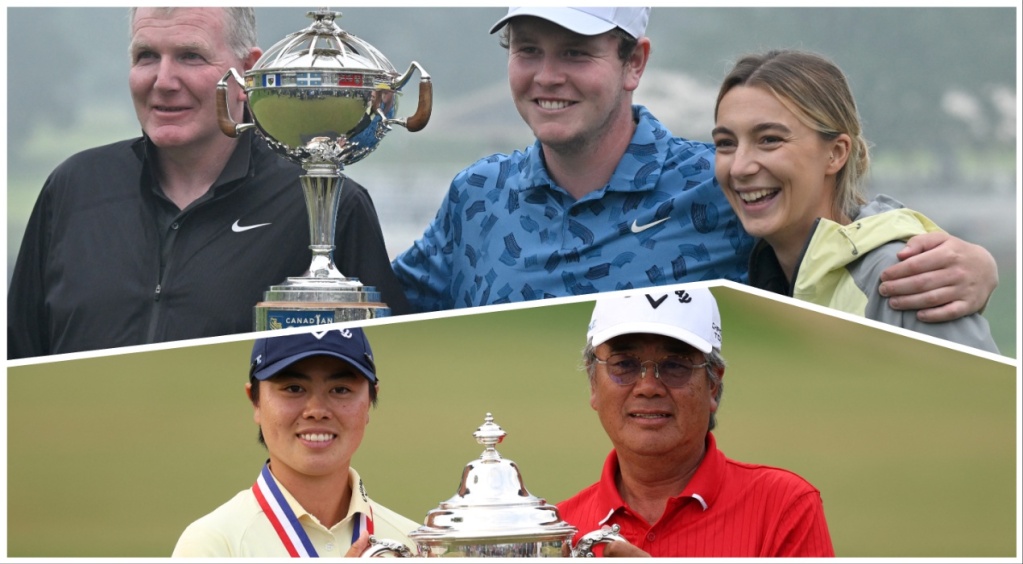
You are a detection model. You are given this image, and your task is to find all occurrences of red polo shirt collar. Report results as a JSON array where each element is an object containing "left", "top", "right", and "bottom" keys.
[{"left": 595, "top": 432, "right": 724, "bottom": 524}]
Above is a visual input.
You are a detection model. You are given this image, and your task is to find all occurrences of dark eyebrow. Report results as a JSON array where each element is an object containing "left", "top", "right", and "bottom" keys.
[
  {"left": 559, "top": 34, "right": 596, "bottom": 48},
  {"left": 604, "top": 336, "right": 640, "bottom": 352},
  {"left": 711, "top": 122, "right": 792, "bottom": 138},
  {"left": 711, "top": 125, "right": 733, "bottom": 137},
  {"left": 753, "top": 122, "right": 792, "bottom": 135},
  {"left": 509, "top": 26, "right": 593, "bottom": 48},
  {"left": 269, "top": 372, "right": 311, "bottom": 382},
  {"left": 271, "top": 369, "right": 360, "bottom": 382}
]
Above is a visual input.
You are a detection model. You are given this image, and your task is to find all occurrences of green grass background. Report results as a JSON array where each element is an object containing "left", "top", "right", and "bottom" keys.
[{"left": 6, "top": 286, "right": 1017, "bottom": 557}]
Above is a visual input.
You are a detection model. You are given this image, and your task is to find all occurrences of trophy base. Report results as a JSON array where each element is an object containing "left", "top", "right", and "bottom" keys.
[{"left": 254, "top": 282, "right": 390, "bottom": 330}]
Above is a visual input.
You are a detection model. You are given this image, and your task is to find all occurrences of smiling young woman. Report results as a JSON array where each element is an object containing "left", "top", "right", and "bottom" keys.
[
  {"left": 711, "top": 50, "right": 997, "bottom": 353},
  {"left": 172, "top": 329, "right": 419, "bottom": 557}
]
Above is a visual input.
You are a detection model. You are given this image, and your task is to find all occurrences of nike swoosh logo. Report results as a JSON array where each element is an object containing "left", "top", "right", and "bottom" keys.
[
  {"left": 630, "top": 217, "right": 669, "bottom": 233},
  {"left": 232, "top": 219, "right": 272, "bottom": 233}
]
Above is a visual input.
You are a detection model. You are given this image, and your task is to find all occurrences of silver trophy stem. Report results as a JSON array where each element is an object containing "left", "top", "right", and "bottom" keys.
[{"left": 294, "top": 163, "right": 358, "bottom": 286}]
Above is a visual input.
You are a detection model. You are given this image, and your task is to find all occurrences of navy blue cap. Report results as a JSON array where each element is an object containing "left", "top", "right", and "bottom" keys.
[{"left": 250, "top": 328, "right": 377, "bottom": 383}]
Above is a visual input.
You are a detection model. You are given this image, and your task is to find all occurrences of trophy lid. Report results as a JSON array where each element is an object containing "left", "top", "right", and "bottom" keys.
[
  {"left": 409, "top": 413, "right": 577, "bottom": 544},
  {"left": 253, "top": 8, "right": 397, "bottom": 76},
  {"left": 230, "top": 8, "right": 430, "bottom": 167}
]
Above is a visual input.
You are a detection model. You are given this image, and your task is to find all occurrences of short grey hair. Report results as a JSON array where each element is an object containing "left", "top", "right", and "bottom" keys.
[
  {"left": 582, "top": 341, "right": 726, "bottom": 431},
  {"left": 128, "top": 7, "right": 258, "bottom": 60}
]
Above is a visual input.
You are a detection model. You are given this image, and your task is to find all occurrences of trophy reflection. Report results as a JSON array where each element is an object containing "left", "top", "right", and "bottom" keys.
[{"left": 216, "top": 8, "right": 431, "bottom": 330}]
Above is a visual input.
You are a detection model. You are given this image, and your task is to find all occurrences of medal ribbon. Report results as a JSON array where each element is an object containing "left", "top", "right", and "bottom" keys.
[
  {"left": 352, "top": 505, "right": 375, "bottom": 540},
  {"left": 252, "top": 463, "right": 374, "bottom": 557},
  {"left": 253, "top": 463, "right": 318, "bottom": 557}
]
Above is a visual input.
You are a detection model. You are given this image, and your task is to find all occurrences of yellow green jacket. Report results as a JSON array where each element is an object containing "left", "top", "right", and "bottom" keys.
[{"left": 748, "top": 195, "right": 998, "bottom": 353}]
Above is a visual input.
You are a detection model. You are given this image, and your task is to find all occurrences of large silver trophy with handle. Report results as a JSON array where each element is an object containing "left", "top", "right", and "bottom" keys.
[
  {"left": 364, "top": 413, "right": 628, "bottom": 558},
  {"left": 217, "top": 8, "right": 431, "bottom": 330}
]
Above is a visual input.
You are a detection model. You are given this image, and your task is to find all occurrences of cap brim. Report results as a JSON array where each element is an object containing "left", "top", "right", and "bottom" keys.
[
  {"left": 254, "top": 351, "right": 377, "bottom": 383},
  {"left": 589, "top": 322, "right": 713, "bottom": 353},
  {"left": 489, "top": 8, "right": 617, "bottom": 36}
]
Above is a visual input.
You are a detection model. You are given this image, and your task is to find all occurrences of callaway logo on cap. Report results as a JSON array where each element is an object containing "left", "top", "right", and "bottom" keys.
[
  {"left": 587, "top": 287, "right": 722, "bottom": 352},
  {"left": 489, "top": 7, "right": 651, "bottom": 39},
  {"left": 250, "top": 328, "right": 377, "bottom": 383}
]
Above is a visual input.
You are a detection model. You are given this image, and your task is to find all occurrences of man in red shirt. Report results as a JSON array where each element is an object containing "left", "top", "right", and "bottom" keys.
[{"left": 558, "top": 286, "right": 834, "bottom": 557}]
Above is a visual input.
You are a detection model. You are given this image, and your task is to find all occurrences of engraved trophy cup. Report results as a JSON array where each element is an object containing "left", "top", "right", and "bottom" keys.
[
  {"left": 365, "top": 414, "right": 627, "bottom": 558},
  {"left": 216, "top": 8, "right": 431, "bottom": 330}
]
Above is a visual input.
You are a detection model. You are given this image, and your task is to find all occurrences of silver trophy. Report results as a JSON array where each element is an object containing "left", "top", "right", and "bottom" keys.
[
  {"left": 216, "top": 8, "right": 431, "bottom": 330},
  {"left": 365, "top": 414, "right": 627, "bottom": 558}
]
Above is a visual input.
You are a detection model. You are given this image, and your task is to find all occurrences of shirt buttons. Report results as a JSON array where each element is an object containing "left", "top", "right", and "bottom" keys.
[
  {"left": 646, "top": 532, "right": 656, "bottom": 542},
  {"left": 171, "top": 222, "right": 180, "bottom": 230},
  {"left": 325, "top": 542, "right": 335, "bottom": 552}
]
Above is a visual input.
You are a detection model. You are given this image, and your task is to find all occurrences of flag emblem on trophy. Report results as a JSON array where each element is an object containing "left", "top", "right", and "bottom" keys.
[
  {"left": 296, "top": 72, "right": 323, "bottom": 87},
  {"left": 263, "top": 73, "right": 281, "bottom": 87}
]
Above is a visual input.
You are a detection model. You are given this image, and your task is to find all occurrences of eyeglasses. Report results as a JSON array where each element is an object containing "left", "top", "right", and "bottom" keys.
[{"left": 593, "top": 353, "right": 708, "bottom": 388}]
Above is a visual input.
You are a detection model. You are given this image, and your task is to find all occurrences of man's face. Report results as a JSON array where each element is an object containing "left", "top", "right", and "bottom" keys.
[
  {"left": 248, "top": 355, "right": 374, "bottom": 484},
  {"left": 128, "top": 8, "right": 255, "bottom": 150},
  {"left": 506, "top": 17, "right": 642, "bottom": 155},
  {"left": 590, "top": 333, "right": 720, "bottom": 461}
]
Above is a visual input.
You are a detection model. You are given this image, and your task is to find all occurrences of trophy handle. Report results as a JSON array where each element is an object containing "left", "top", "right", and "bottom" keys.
[
  {"left": 388, "top": 61, "right": 432, "bottom": 133},
  {"left": 216, "top": 68, "right": 256, "bottom": 138},
  {"left": 570, "top": 524, "right": 628, "bottom": 557},
  {"left": 360, "top": 536, "right": 414, "bottom": 558}
]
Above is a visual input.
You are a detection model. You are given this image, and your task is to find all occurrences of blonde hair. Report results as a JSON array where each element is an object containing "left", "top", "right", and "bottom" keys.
[{"left": 715, "top": 50, "right": 870, "bottom": 220}]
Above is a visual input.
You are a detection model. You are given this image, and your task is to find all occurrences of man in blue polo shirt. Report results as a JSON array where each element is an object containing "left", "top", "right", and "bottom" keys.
[{"left": 391, "top": 6, "right": 997, "bottom": 321}]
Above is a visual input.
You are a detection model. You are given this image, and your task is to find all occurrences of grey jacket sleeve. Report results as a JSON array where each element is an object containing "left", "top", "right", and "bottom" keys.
[{"left": 859, "top": 241, "right": 999, "bottom": 354}]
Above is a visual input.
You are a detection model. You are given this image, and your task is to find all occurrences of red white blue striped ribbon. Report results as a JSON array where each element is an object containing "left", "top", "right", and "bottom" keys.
[
  {"left": 252, "top": 463, "right": 373, "bottom": 557},
  {"left": 253, "top": 463, "right": 317, "bottom": 557},
  {"left": 353, "top": 505, "right": 374, "bottom": 540}
]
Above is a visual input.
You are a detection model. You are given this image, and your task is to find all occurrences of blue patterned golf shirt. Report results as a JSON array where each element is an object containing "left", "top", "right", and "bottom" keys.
[{"left": 392, "top": 106, "right": 753, "bottom": 312}]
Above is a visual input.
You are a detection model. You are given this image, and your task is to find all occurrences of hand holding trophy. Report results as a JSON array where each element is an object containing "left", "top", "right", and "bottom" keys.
[{"left": 216, "top": 8, "right": 431, "bottom": 330}]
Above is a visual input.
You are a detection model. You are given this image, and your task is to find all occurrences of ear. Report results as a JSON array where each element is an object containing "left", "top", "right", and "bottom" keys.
[
  {"left": 588, "top": 366, "right": 600, "bottom": 411},
  {"left": 242, "top": 47, "right": 262, "bottom": 73},
  {"left": 709, "top": 365, "right": 725, "bottom": 413},
  {"left": 367, "top": 384, "right": 379, "bottom": 424},
  {"left": 237, "top": 47, "right": 263, "bottom": 103},
  {"left": 826, "top": 133, "right": 852, "bottom": 175},
  {"left": 623, "top": 37, "right": 651, "bottom": 93},
  {"left": 246, "top": 382, "right": 261, "bottom": 425}
]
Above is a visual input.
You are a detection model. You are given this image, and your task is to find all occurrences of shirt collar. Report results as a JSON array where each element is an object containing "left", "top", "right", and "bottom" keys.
[
  {"left": 514, "top": 105, "right": 668, "bottom": 198},
  {"left": 678, "top": 432, "right": 725, "bottom": 511},
  {"left": 266, "top": 465, "right": 373, "bottom": 533},
  {"left": 595, "top": 449, "right": 628, "bottom": 521},
  {"left": 134, "top": 130, "right": 254, "bottom": 199},
  {"left": 598, "top": 432, "right": 724, "bottom": 519}
]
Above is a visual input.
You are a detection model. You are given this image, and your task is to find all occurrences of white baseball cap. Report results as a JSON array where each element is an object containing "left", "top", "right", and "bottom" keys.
[
  {"left": 489, "top": 7, "right": 651, "bottom": 39},
  {"left": 587, "top": 287, "right": 722, "bottom": 353}
]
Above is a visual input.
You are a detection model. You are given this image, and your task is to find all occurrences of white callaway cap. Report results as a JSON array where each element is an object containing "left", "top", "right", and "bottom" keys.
[
  {"left": 587, "top": 287, "right": 722, "bottom": 353},
  {"left": 489, "top": 7, "right": 651, "bottom": 39}
]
